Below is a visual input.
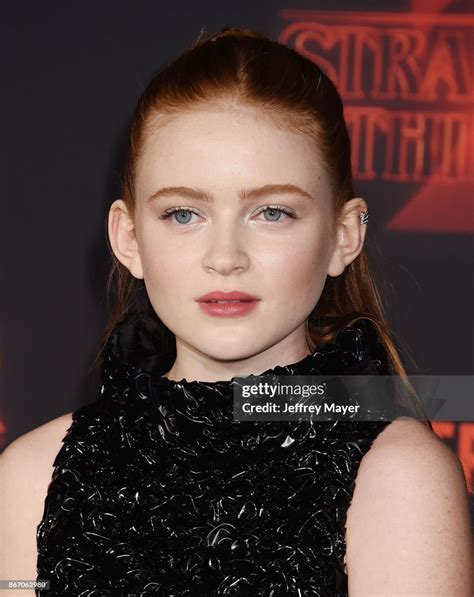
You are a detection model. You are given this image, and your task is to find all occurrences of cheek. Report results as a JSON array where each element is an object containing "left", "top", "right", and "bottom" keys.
[
  {"left": 258, "top": 235, "right": 330, "bottom": 288},
  {"left": 140, "top": 242, "right": 194, "bottom": 327},
  {"left": 138, "top": 231, "right": 198, "bottom": 300},
  {"left": 255, "top": 238, "right": 330, "bottom": 321}
]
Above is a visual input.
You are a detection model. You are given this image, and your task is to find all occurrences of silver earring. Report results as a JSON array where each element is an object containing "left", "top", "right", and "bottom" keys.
[{"left": 359, "top": 210, "right": 369, "bottom": 224}]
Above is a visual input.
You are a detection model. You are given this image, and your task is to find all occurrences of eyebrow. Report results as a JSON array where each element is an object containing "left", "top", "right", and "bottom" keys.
[{"left": 146, "top": 183, "right": 315, "bottom": 204}]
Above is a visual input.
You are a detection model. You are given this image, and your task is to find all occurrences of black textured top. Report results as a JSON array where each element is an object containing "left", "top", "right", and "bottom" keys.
[{"left": 36, "top": 315, "right": 399, "bottom": 596}]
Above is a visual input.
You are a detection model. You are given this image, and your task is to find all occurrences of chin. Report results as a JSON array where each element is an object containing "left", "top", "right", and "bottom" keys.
[{"left": 197, "top": 336, "right": 263, "bottom": 362}]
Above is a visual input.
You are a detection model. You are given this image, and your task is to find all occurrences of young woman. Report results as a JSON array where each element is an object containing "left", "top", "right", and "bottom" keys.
[{"left": 2, "top": 27, "right": 471, "bottom": 596}]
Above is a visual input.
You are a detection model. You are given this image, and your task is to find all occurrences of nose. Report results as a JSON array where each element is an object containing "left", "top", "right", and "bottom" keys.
[{"left": 202, "top": 224, "right": 250, "bottom": 275}]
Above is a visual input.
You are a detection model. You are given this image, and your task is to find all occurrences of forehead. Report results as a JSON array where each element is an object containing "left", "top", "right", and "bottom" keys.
[{"left": 136, "top": 107, "right": 330, "bottom": 198}]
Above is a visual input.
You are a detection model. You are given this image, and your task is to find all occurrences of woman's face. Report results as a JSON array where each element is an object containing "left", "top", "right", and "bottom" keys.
[{"left": 112, "top": 106, "right": 353, "bottom": 379}]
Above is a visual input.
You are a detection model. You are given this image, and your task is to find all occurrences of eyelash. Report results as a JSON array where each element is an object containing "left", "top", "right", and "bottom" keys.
[{"left": 158, "top": 205, "right": 298, "bottom": 225}]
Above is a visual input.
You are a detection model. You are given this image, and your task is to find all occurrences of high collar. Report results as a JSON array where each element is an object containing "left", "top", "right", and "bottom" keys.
[{"left": 99, "top": 313, "right": 390, "bottom": 440}]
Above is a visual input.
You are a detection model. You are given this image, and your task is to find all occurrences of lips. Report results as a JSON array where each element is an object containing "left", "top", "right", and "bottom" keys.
[
  {"left": 197, "top": 294, "right": 260, "bottom": 317},
  {"left": 197, "top": 291, "right": 259, "bottom": 303}
]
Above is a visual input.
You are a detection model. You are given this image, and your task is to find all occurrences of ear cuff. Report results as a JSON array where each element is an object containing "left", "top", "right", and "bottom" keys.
[{"left": 359, "top": 210, "right": 369, "bottom": 224}]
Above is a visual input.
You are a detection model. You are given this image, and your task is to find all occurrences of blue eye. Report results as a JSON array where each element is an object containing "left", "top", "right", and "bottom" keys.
[
  {"left": 158, "top": 208, "right": 200, "bottom": 225},
  {"left": 255, "top": 206, "right": 296, "bottom": 222}
]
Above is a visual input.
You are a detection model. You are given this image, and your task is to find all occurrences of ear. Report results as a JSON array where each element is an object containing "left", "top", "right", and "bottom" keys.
[
  {"left": 327, "top": 198, "right": 368, "bottom": 278},
  {"left": 108, "top": 200, "right": 144, "bottom": 280}
]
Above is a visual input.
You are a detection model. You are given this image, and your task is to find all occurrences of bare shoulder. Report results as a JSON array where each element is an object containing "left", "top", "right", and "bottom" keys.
[
  {"left": 1, "top": 411, "right": 74, "bottom": 465},
  {"left": 345, "top": 416, "right": 473, "bottom": 595},
  {"left": 0, "top": 412, "right": 73, "bottom": 585}
]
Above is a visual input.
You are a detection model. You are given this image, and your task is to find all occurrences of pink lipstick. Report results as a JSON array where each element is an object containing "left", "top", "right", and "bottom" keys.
[{"left": 196, "top": 290, "right": 260, "bottom": 318}]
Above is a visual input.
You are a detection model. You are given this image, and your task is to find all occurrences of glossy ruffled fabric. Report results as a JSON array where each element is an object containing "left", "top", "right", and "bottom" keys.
[{"left": 36, "top": 314, "right": 398, "bottom": 596}]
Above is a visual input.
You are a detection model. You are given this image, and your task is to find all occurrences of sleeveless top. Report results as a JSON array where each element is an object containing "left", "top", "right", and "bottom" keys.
[{"left": 36, "top": 314, "right": 404, "bottom": 596}]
